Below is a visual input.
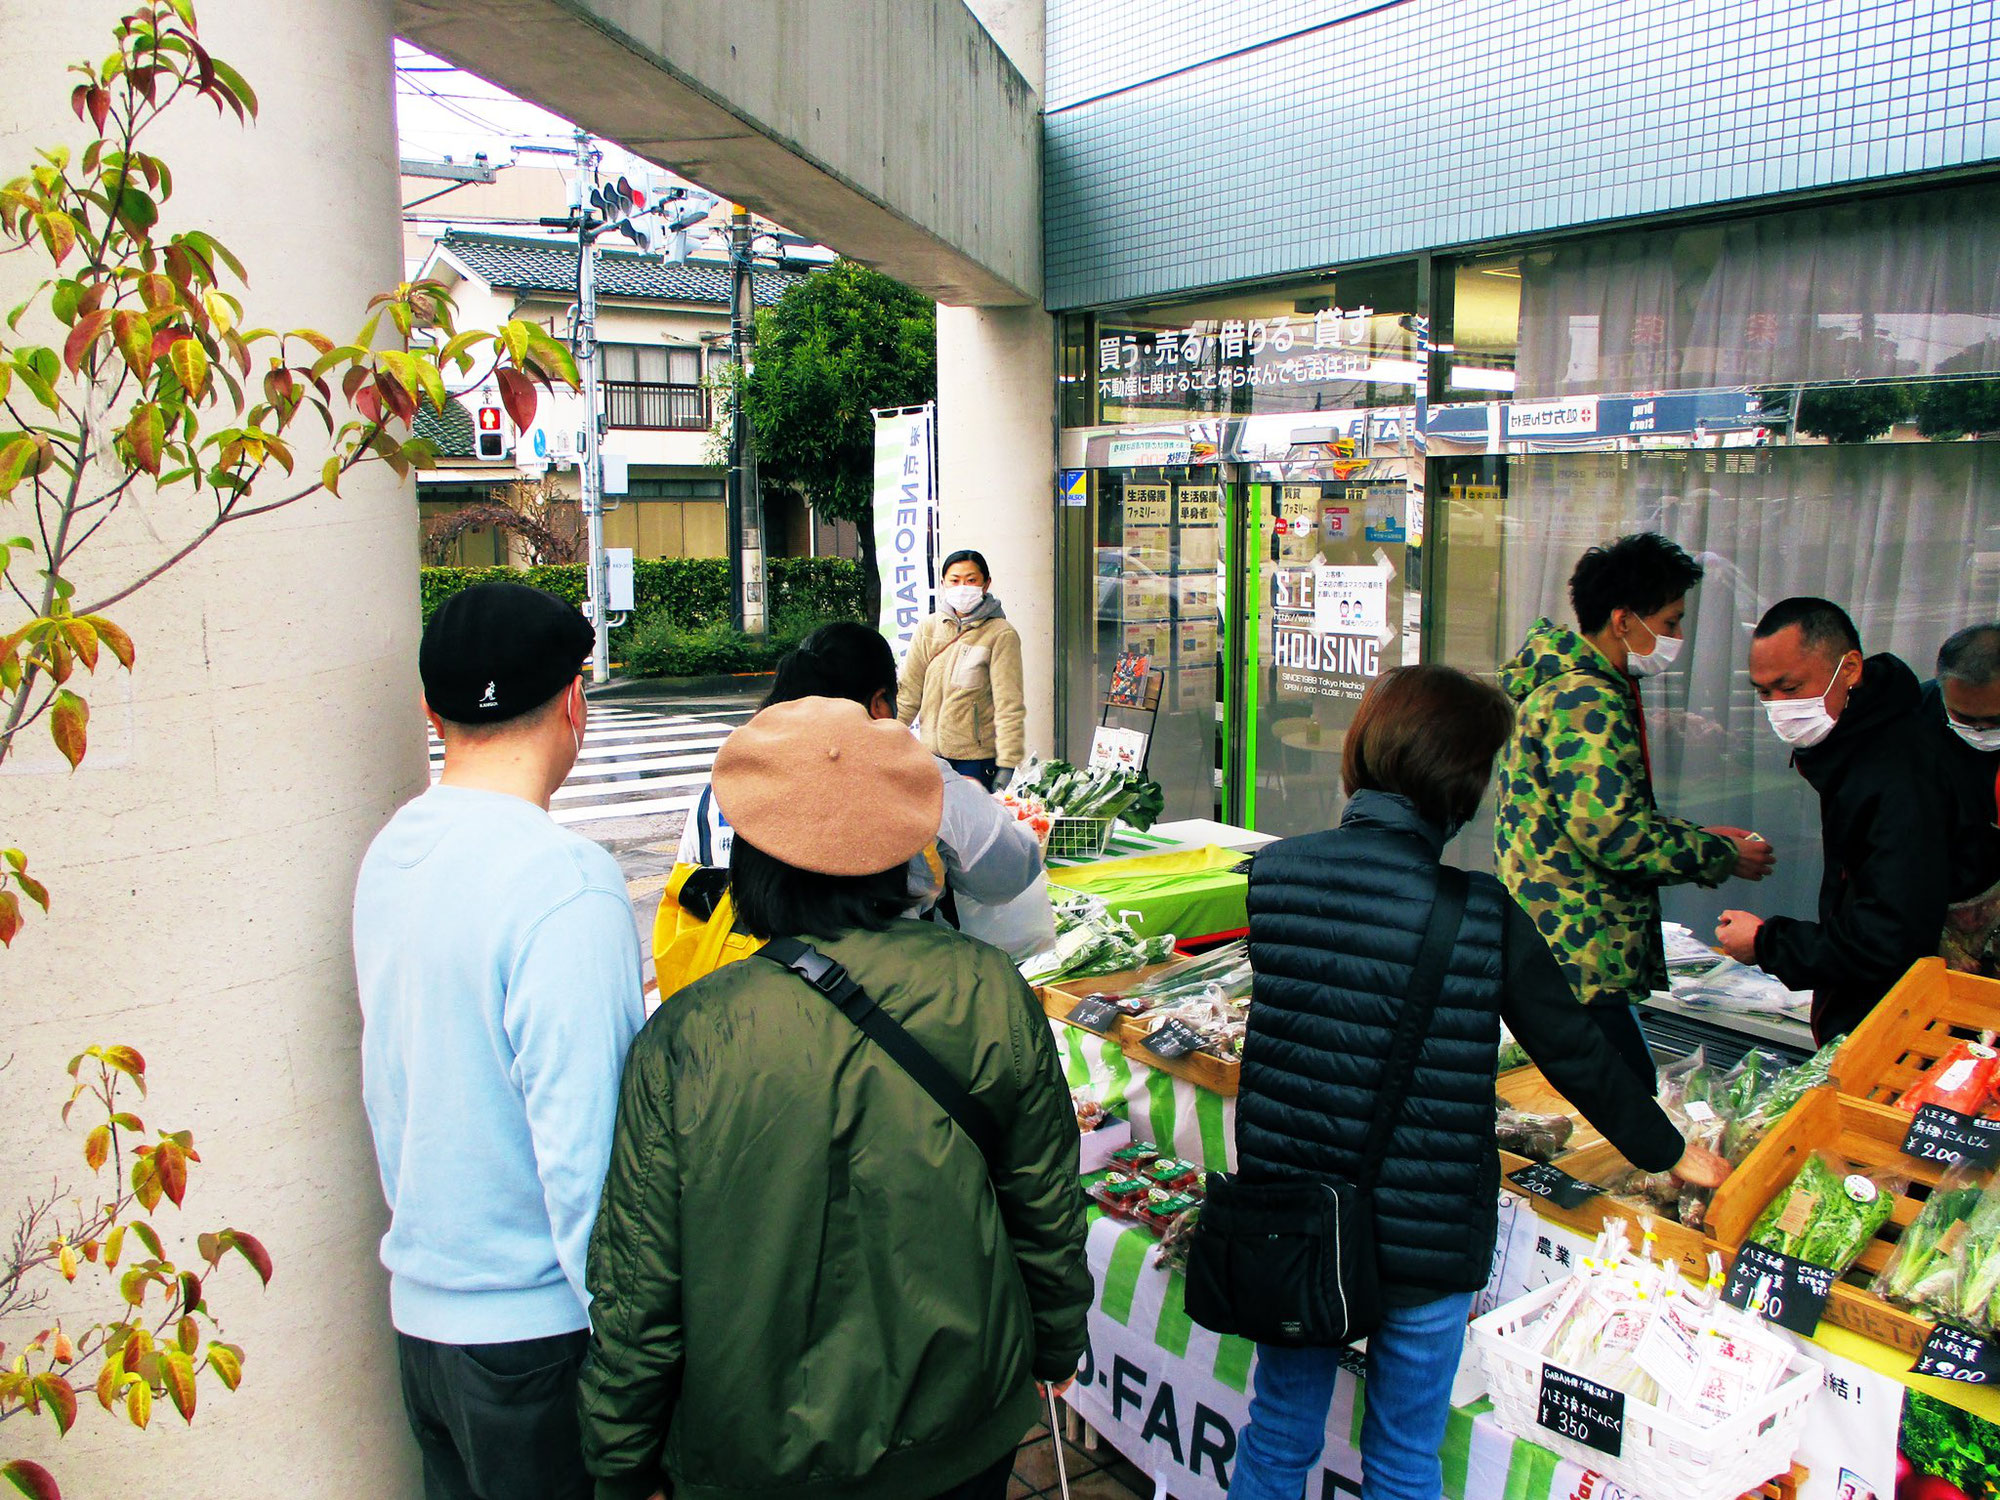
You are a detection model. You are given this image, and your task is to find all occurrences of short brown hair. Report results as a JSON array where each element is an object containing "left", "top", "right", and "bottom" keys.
[{"left": 1342, "top": 665, "right": 1514, "bottom": 831}]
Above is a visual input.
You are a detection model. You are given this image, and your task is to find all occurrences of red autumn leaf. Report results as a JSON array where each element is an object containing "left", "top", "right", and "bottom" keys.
[
  {"left": 34, "top": 1374, "right": 77, "bottom": 1436},
  {"left": 84, "top": 1124, "right": 110, "bottom": 1172},
  {"left": 153, "top": 1138, "right": 188, "bottom": 1207},
  {"left": 84, "top": 614, "right": 135, "bottom": 668},
  {"left": 0, "top": 890, "right": 20, "bottom": 947},
  {"left": 62, "top": 308, "right": 111, "bottom": 374},
  {"left": 223, "top": 1228, "right": 273, "bottom": 1285},
  {"left": 0, "top": 1458, "right": 61, "bottom": 1500},
  {"left": 496, "top": 364, "right": 538, "bottom": 432},
  {"left": 50, "top": 689, "right": 87, "bottom": 769},
  {"left": 162, "top": 1350, "right": 197, "bottom": 1423}
]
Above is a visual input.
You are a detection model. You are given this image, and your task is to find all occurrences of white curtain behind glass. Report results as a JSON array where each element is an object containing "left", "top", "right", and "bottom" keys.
[{"left": 1498, "top": 445, "right": 2000, "bottom": 934}]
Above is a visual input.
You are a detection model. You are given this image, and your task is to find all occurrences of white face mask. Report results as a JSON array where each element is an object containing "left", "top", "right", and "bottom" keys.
[
  {"left": 1624, "top": 617, "right": 1683, "bottom": 679},
  {"left": 942, "top": 583, "right": 985, "bottom": 615},
  {"left": 1948, "top": 715, "right": 2000, "bottom": 753},
  {"left": 1762, "top": 658, "right": 1848, "bottom": 750}
]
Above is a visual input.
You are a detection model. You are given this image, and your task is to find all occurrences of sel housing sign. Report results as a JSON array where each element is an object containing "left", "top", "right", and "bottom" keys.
[{"left": 872, "top": 405, "right": 937, "bottom": 666}]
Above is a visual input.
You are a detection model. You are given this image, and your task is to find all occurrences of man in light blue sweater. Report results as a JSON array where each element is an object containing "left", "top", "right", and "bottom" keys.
[{"left": 355, "top": 582, "right": 644, "bottom": 1500}]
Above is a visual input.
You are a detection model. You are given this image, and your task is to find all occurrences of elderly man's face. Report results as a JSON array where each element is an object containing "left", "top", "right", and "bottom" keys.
[{"left": 1943, "top": 674, "right": 2000, "bottom": 733}]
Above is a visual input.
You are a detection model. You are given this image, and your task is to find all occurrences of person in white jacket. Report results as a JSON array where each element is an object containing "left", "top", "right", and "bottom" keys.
[{"left": 678, "top": 623, "right": 1047, "bottom": 943}]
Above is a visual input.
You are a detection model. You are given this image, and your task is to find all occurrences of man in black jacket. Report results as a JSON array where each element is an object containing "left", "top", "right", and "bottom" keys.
[
  {"left": 1716, "top": 598, "right": 1951, "bottom": 1041},
  {"left": 1925, "top": 623, "right": 2000, "bottom": 975}
]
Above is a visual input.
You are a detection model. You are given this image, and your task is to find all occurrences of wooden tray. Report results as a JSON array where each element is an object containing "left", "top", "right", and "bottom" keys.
[
  {"left": 1040, "top": 962, "right": 1242, "bottom": 1097},
  {"left": 1706, "top": 1085, "right": 1945, "bottom": 1354},
  {"left": 1834, "top": 956, "right": 2000, "bottom": 1111},
  {"left": 1507, "top": 1138, "right": 1717, "bottom": 1283},
  {"left": 1496, "top": 1062, "right": 1606, "bottom": 1155}
]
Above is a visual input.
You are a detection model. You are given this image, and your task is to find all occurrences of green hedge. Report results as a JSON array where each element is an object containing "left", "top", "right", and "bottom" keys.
[
  {"left": 418, "top": 557, "right": 866, "bottom": 674},
  {"left": 419, "top": 557, "right": 862, "bottom": 632}
]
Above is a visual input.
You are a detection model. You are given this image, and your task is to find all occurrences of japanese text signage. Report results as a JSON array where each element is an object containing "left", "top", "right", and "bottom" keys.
[
  {"left": 1536, "top": 1364, "right": 1625, "bottom": 1458},
  {"left": 1911, "top": 1321, "right": 2000, "bottom": 1384},
  {"left": 1505, "top": 1162, "right": 1600, "bottom": 1211},
  {"left": 1723, "top": 1241, "right": 1836, "bottom": 1335},
  {"left": 1096, "top": 305, "right": 1407, "bottom": 418},
  {"left": 1901, "top": 1103, "right": 2000, "bottom": 1170}
]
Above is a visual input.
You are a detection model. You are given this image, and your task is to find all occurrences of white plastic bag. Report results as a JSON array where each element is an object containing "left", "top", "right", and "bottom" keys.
[{"left": 957, "top": 870, "right": 1059, "bottom": 963}]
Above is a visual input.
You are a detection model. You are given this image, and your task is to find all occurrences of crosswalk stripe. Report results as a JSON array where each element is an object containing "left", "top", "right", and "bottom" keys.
[
  {"left": 554, "top": 793, "right": 702, "bottom": 826},
  {"left": 549, "top": 770, "right": 712, "bottom": 802},
  {"left": 559, "top": 752, "right": 722, "bottom": 781}
]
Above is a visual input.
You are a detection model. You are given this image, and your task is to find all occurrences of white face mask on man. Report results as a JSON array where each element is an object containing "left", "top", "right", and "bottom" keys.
[
  {"left": 1623, "top": 617, "right": 1682, "bottom": 679},
  {"left": 941, "top": 583, "right": 985, "bottom": 615},
  {"left": 1948, "top": 716, "right": 2000, "bottom": 753},
  {"left": 1762, "top": 657, "right": 1849, "bottom": 749}
]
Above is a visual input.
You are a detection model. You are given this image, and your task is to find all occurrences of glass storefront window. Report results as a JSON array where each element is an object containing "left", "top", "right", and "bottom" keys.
[
  {"left": 1089, "top": 262, "right": 1420, "bottom": 427},
  {"left": 1434, "top": 254, "right": 1522, "bottom": 400},
  {"left": 1433, "top": 444, "right": 2000, "bottom": 932},
  {"left": 1064, "top": 467, "right": 1232, "bottom": 824}
]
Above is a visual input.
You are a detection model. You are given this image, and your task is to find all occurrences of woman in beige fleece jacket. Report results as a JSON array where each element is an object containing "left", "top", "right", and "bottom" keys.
[{"left": 896, "top": 549, "right": 1026, "bottom": 791}]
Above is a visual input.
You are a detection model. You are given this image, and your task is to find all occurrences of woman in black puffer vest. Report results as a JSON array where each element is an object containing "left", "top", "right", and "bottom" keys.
[{"left": 1230, "top": 666, "right": 1730, "bottom": 1500}]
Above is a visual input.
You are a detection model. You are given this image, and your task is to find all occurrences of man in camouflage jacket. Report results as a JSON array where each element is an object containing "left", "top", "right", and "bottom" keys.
[{"left": 1497, "top": 606, "right": 1756, "bottom": 1081}]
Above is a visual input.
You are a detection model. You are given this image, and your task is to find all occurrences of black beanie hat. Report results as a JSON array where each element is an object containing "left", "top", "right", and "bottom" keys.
[{"left": 420, "top": 582, "right": 593, "bottom": 724}]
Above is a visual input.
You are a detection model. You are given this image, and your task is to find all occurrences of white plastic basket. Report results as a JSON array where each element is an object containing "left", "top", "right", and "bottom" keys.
[
  {"left": 1045, "top": 815, "right": 1114, "bottom": 861},
  {"left": 1470, "top": 1280, "right": 1822, "bottom": 1500}
]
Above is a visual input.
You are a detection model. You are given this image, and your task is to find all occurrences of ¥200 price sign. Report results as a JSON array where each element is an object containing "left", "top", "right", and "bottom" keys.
[
  {"left": 1901, "top": 1104, "right": 2000, "bottom": 1170},
  {"left": 1537, "top": 1363, "right": 1625, "bottom": 1458},
  {"left": 1912, "top": 1322, "right": 2000, "bottom": 1385}
]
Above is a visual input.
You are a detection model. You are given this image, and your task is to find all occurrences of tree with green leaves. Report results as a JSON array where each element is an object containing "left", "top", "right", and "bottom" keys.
[{"left": 737, "top": 259, "right": 935, "bottom": 617}]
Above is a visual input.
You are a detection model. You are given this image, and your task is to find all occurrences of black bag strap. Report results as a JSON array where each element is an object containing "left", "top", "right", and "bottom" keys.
[
  {"left": 695, "top": 785, "right": 714, "bottom": 867},
  {"left": 1355, "top": 866, "right": 1469, "bottom": 1194},
  {"left": 759, "top": 936, "right": 1003, "bottom": 1173}
]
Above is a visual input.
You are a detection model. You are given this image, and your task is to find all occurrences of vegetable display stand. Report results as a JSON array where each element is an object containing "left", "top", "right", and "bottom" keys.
[
  {"left": 1041, "top": 963, "right": 1243, "bottom": 1097},
  {"left": 1832, "top": 958, "right": 2000, "bottom": 1112},
  {"left": 1707, "top": 1086, "right": 1944, "bottom": 1354},
  {"left": 1470, "top": 1280, "right": 1823, "bottom": 1500},
  {"left": 1498, "top": 1063, "right": 1608, "bottom": 1155}
]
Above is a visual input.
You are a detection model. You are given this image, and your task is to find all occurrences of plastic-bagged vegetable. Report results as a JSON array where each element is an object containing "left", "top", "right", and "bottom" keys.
[
  {"left": 1900, "top": 1171, "right": 2000, "bottom": 1334},
  {"left": 1722, "top": 1036, "right": 1844, "bottom": 1163},
  {"left": 1019, "top": 892, "right": 1176, "bottom": 984},
  {"left": 1496, "top": 1109, "right": 1575, "bottom": 1162},
  {"left": 1496, "top": 1023, "right": 1529, "bottom": 1074},
  {"left": 1008, "top": 760, "right": 1166, "bottom": 831},
  {"left": 1121, "top": 940, "right": 1253, "bottom": 1013},
  {"left": 1896, "top": 1036, "right": 2000, "bottom": 1117},
  {"left": 1747, "top": 1151, "right": 1902, "bottom": 1273},
  {"left": 1873, "top": 1165, "right": 1988, "bottom": 1309}
]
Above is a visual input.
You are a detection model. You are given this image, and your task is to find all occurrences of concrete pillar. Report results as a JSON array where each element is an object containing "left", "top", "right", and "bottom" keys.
[
  {"left": 935, "top": 306, "right": 1059, "bottom": 760},
  {"left": 0, "top": 1, "right": 422, "bottom": 1492},
  {"left": 937, "top": 0, "right": 1058, "bottom": 760}
]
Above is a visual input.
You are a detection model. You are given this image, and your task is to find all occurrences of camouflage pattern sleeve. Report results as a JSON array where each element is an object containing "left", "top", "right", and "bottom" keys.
[{"left": 1540, "top": 680, "right": 1736, "bottom": 886}]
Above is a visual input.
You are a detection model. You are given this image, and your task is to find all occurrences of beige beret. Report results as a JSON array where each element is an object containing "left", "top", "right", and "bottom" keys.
[{"left": 710, "top": 696, "right": 944, "bottom": 876}]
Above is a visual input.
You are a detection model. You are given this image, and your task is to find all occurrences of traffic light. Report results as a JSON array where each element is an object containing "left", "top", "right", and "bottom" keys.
[{"left": 475, "top": 404, "right": 507, "bottom": 460}]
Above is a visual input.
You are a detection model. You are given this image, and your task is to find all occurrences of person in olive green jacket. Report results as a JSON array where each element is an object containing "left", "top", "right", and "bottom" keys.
[
  {"left": 579, "top": 696, "right": 1090, "bottom": 1500},
  {"left": 1495, "top": 533, "right": 1775, "bottom": 1084},
  {"left": 897, "top": 548, "right": 1026, "bottom": 791}
]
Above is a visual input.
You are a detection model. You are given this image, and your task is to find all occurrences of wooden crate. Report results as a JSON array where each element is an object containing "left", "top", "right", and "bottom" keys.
[
  {"left": 1833, "top": 956, "right": 2000, "bottom": 1111},
  {"left": 1706, "top": 1085, "right": 1944, "bottom": 1354},
  {"left": 1038, "top": 958, "right": 1186, "bottom": 1022}
]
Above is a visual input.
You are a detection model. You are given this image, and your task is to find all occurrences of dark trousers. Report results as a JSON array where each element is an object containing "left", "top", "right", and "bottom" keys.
[
  {"left": 397, "top": 1329, "right": 593, "bottom": 1500},
  {"left": 1584, "top": 1003, "right": 1658, "bottom": 1092},
  {"left": 947, "top": 756, "right": 1000, "bottom": 791},
  {"left": 930, "top": 1452, "right": 1014, "bottom": 1500}
]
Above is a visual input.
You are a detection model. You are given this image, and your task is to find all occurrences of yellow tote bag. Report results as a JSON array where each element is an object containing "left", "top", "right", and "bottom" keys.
[{"left": 652, "top": 864, "right": 765, "bottom": 999}]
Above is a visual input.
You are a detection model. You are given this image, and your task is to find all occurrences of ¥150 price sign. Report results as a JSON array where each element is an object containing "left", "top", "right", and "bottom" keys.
[
  {"left": 1722, "top": 1241, "right": 1836, "bottom": 1336},
  {"left": 1901, "top": 1103, "right": 2000, "bottom": 1170},
  {"left": 1537, "top": 1363, "right": 1625, "bottom": 1458}
]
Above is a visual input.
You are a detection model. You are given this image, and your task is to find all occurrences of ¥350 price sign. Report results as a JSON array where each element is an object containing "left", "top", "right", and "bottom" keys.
[
  {"left": 1722, "top": 1241, "right": 1836, "bottom": 1336},
  {"left": 1537, "top": 1363, "right": 1625, "bottom": 1458}
]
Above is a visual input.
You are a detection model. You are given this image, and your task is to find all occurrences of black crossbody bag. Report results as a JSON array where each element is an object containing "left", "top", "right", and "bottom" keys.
[
  {"left": 759, "top": 935, "right": 1002, "bottom": 1171},
  {"left": 1183, "top": 866, "right": 1469, "bottom": 1348}
]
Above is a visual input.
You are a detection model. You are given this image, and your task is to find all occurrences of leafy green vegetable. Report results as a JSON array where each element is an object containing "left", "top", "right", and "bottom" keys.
[
  {"left": 1876, "top": 1171, "right": 1987, "bottom": 1305},
  {"left": 1747, "top": 1151, "right": 1899, "bottom": 1273},
  {"left": 1011, "top": 761, "right": 1166, "bottom": 831},
  {"left": 1901, "top": 1391, "right": 2000, "bottom": 1500}
]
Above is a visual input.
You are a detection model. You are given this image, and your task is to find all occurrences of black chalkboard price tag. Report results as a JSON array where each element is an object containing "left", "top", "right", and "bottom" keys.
[
  {"left": 1901, "top": 1104, "right": 2000, "bottom": 1170},
  {"left": 1506, "top": 1161, "right": 1600, "bottom": 1211},
  {"left": 1912, "top": 1322, "right": 2000, "bottom": 1385},
  {"left": 1537, "top": 1363, "right": 1625, "bottom": 1458},
  {"left": 1141, "top": 1019, "right": 1205, "bottom": 1060},
  {"left": 1722, "top": 1241, "right": 1836, "bottom": 1335},
  {"left": 1065, "top": 995, "right": 1124, "bottom": 1035}
]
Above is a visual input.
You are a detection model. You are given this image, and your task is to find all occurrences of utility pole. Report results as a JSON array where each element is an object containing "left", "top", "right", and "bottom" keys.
[
  {"left": 573, "top": 130, "right": 610, "bottom": 683},
  {"left": 726, "top": 205, "right": 767, "bottom": 639}
]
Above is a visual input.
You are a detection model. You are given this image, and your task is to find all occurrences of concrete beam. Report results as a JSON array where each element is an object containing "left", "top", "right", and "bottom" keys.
[{"left": 397, "top": 0, "right": 1041, "bottom": 307}]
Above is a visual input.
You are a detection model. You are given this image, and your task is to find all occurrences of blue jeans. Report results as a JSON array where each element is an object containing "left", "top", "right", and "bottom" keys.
[
  {"left": 946, "top": 757, "right": 999, "bottom": 791},
  {"left": 1231, "top": 1290, "right": 1477, "bottom": 1500}
]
